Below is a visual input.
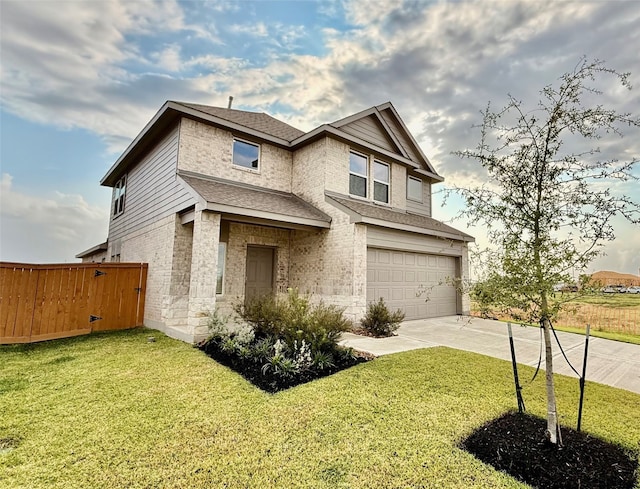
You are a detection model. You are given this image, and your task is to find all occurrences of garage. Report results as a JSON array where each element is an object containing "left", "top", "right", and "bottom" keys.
[{"left": 366, "top": 247, "right": 459, "bottom": 320}]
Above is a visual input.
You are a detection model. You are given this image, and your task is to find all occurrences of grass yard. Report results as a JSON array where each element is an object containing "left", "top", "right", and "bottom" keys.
[{"left": 1, "top": 328, "right": 639, "bottom": 488}]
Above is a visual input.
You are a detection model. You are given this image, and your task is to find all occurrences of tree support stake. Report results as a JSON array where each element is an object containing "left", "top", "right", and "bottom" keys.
[{"left": 507, "top": 322, "right": 526, "bottom": 413}]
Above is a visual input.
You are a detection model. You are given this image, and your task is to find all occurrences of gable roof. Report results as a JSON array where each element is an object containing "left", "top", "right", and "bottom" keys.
[
  {"left": 290, "top": 102, "right": 443, "bottom": 182},
  {"left": 101, "top": 100, "right": 443, "bottom": 187},
  {"left": 325, "top": 191, "right": 474, "bottom": 242},
  {"left": 75, "top": 241, "right": 108, "bottom": 259},
  {"left": 175, "top": 102, "right": 305, "bottom": 142},
  {"left": 179, "top": 171, "right": 331, "bottom": 229}
]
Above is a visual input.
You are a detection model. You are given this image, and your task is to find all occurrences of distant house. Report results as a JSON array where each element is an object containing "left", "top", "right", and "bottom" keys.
[
  {"left": 84, "top": 101, "right": 473, "bottom": 343},
  {"left": 75, "top": 241, "right": 108, "bottom": 263},
  {"left": 591, "top": 271, "right": 640, "bottom": 287}
]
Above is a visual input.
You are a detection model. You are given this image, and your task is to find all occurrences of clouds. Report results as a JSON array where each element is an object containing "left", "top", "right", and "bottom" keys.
[
  {"left": 0, "top": 174, "right": 109, "bottom": 263},
  {"left": 1, "top": 0, "right": 638, "bottom": 270},
  {"left": 1, "top": 0, "right": 214, "bottom": 150}
]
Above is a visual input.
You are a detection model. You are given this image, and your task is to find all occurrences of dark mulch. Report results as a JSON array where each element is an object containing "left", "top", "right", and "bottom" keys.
[
  {"left": 461, "top": 412, "right": 638, "bottom": 489},
  {"left": 350, "top": 327, "right": 396, "bottom": 338},
  {"left": 198, "top": 341, "right": 373, "bottom": 393}
]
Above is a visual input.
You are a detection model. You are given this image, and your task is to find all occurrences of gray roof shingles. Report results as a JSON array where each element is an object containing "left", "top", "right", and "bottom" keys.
[
  {"left": 180, "top": 172, "right": 331, "bottom": 224},
  {"left": 326, "top": 192, "right": 474, "bottom": 241},
  {"left": 175, "top": 102, "right": 305, "bottom": 142}
]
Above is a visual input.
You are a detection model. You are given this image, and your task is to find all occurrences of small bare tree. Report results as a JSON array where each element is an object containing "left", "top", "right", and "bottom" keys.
[{"left": 452, "top": 58, "right": 640, "bottom": 445}]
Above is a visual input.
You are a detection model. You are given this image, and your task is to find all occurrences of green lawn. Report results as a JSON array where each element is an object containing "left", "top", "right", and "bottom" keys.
[{"left": 1, "top": 328, "right": 638, "bottom": 488}]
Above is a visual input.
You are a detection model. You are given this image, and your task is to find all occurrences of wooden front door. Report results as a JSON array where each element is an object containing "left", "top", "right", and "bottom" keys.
[{"left": 245, "top": 246, "right": 274, "bottom": 303}]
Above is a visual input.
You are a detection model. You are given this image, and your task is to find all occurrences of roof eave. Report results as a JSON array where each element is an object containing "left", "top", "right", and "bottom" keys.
[
  {"left": 101, "top": 101, "right": 294, "bottom": 188},
  {"left": 75, "top": 241, "right": 108, "bottom": 259},
  {"left": 101, "top": 101, "right": 178, "bottom": 187},
  {"left": 204, "top": 202, "right": 331, "bottom": 229},
  {"left": 171, "top": 102, "right": 293, "bottom": 147},
  {"left": 360, "top": 217, "right": 475, "bottom": 242},
  {"left": 293, "top": 125, "right": 444, "bottom": 176}
]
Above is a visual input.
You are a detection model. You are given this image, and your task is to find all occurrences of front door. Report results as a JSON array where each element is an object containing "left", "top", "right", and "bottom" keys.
[{"left": 245, "top": 246, "right": 275, "bottom": 303}]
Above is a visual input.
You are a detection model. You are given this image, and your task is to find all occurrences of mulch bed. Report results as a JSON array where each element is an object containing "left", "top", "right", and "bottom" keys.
[
  {"left": 461, "top": 412, "right": 638, "bottom": 489},
  {"left": 198, "top": 341, "right": 373, "bottom": 393},
  {"left": 350, "top": 327, "right": 396, "bottom": 338}
]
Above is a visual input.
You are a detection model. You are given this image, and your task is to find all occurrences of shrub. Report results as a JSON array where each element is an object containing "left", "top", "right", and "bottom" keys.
[
  {"left": 235, "top": 289, "right": 352, "bottom": 353},
  {"left": 200, "top": 292, "right": 368, "bottom": 392},
  {"left": 360, "top": 298, "right": 405, "bottom": 337}
]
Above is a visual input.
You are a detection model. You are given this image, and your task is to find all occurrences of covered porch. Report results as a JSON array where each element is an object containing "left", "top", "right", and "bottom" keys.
[{"left": 167, "top": 172, "right": 331, "bottom": 342}]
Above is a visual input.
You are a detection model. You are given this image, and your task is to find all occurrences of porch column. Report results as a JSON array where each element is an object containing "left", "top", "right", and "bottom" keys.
[{"left": 187, "top": 209, "right": 221, "bottom": 339}]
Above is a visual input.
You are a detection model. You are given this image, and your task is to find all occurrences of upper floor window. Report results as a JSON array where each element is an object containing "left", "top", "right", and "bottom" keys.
[
  {"left": 407, "top": 176, "right": 423, "bottom": 202},
  {"left": 373, "top": 161, "right": 390, "bottom": 204},
  {"left": 233, "top": 138, "right": 260, "bottom": 170},
  {"left": 349, "top": 151, "right": 368, "bottom": 198},
  {"left": 113, "top": 175, "right": 126, "bottom": 217}
]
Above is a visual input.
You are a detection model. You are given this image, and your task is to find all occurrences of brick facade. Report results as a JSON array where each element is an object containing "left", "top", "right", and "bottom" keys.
[
  {"left": 216, "top": 222, "right": 291, "bottom": 317},
  {"left": 290, "top": 137, "right": 369, "bottom": 320},
  {"left": 178, "top": 118, "right": 293, "bottom": 192},
  {"left": 116, "top": 214, "right": 178, "bottom": 330},
  {"left": 101, "top": 104, "right": 472, "bottom": 343}
]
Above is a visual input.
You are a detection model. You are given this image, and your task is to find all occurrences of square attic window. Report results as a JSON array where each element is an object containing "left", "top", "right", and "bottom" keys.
[{"left": 233, "top": 138, "right": 260, "bottom": 170}]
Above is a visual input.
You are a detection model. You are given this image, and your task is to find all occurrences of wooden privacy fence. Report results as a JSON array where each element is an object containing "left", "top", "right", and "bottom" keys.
[{"left": 0, "top": 262, "right": 147, "bottom": 344}]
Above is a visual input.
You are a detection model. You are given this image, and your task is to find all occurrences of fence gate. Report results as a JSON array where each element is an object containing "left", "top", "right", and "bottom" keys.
[{"left": 0, "top": 262, "right": 147, "bottom": 344}]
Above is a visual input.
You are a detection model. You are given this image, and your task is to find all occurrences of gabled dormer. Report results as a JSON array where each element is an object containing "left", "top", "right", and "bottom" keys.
[{"left": 290, "top": 102, "right": 441, "bottom": 217}]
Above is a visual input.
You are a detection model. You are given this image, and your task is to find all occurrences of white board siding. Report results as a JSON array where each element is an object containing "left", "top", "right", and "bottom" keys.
[
  {"left": 108, "top": 123, "right": 195, "bottom": 243},
  {"left": 367, "top": 248, "right": 458, "bottom": 320}
]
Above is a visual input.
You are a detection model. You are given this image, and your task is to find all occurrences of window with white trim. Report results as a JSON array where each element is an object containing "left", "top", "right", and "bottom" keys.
[
  {"left": 112, "top": 175, "right": 126, "bottom": 217},
  {"left": 233, "top": 138, "right": 260, "bottom": 170},
  {"left": 407, "top": 176, "right": 423, "bottom": 202},
  {"left": 216, "top": 243, "right": 226, "bottom": 295},
  {"left": 349, "top": 151, "right": 368, "bottom": 197},
  {"left": 373, "top": 161, "right": 390, "bottom": 204}
]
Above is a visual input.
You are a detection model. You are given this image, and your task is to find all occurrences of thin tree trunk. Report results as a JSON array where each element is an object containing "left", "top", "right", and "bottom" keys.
[{"left": 542, "top": 317, "right": 562, "bottom": 446}]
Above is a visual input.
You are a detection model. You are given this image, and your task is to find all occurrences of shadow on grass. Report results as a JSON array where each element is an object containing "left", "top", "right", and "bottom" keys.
[{"left": 460, "top": 412, "right": 638, "bottom": 489}]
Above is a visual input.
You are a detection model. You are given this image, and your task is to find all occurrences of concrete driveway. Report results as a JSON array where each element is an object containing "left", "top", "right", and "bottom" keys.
[{"left": 340, "top": 316, "right": 640, "bottom": 394}]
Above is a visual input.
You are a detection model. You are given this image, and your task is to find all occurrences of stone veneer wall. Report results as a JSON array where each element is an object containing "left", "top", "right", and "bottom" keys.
[
  {"left": 290, "top": 137, "right": 368, "bottom": 321},
  {"left": 177, "top": 118, "right": 293, "bottom": 192},
  {"left": 117, "top": 214, "right": 180, "bottom": 330}
]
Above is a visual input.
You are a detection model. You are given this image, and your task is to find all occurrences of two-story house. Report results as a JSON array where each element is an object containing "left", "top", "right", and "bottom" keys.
[{"left": 94, "top": 101, "right": 473, "bottom": 343}]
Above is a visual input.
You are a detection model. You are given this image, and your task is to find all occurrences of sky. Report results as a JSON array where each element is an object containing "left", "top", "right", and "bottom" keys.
[{"left": 1, "top": 0, "right": 639, "bottom": 276}]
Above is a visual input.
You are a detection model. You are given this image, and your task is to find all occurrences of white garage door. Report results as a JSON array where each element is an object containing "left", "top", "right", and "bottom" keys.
[{"left": 367, "top": 248, "right": 458, "bottom": 320}]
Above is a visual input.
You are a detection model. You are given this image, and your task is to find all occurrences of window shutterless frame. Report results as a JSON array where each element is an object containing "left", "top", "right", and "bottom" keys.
[
  {"left": 407, "top": 175, "right": 423, "bottom": 202},
  {"left": 216, "top": 243, "right": 226, "bottom": 295},
  {"left": 349, "top": 151, "right": 368, "bottom": 198},
  {"left": 112, "top": 175, "right": 126, "bottom": 217},
  {"left": 373, "top": 160, "right": 390, "bottom": 204},
  {"left": 232, "top": 138, "right": 260, "bottom": 170}
]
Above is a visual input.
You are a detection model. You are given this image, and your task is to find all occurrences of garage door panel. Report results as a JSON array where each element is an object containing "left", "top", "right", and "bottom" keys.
[{"left": 367, "top": 247, "right": 458, "bottom": 320}]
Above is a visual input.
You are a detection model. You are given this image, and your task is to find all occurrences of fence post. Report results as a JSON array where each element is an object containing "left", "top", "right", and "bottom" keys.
[{"left": 577, "top": 323, "right": 591, "bottom": 432}]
